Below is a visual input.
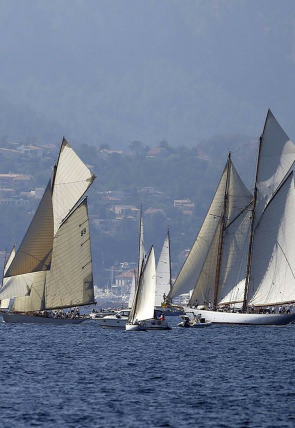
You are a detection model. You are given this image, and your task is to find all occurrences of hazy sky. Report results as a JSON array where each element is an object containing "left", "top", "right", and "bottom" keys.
[{"left": 0, "top": 0, "right": 294, "bottom": 147}]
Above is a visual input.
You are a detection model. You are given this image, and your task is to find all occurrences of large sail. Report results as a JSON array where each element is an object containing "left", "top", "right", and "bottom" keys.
[
  {"left": 11, "top": 271, "right": 47, "bottom": 312},
  {"left": 217, "top": 205, "right": 252, "bottom": 305},
  {"left": 255, "top": 110, "right": 295, "bottom": 227},
  {"left": 3, "top": 245, "right": 16, "bottom": 276},
  {"left": 247, "top": 171, "right": 295, "bottom": 306},
  {"left": 45, "top": 198, "right": 95, "bottom": 309},
  {"left": 169, "top": 156, "right": 252, "bottom": 301},
  {"left": 0, "top": 271, "right": 45, "bottom": 302},
  {"left": 52, "top": 138, "right": 96, "bottom": 234},
  {"left": 128, "top": 272, "right": 136, "bottom": 308},
  {"left": 4, "top": 180, "right": 54, "bottom": 277},
  {"left": 168, "top": 163, "right": 228, "bottom": 300},
  {"left": 129, "top": 247, "right": 156, "bottom": 323},
  {"left": 188, "top": 222, "right": 222, "bottom": 306},
  {"left": 155, "top": 232, "right": 171, "bottom": 306}
]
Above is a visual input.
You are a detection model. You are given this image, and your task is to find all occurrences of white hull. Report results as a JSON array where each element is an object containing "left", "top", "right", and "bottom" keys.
[
  {"left": 178, "top": 321, "right": 212, "bottom": 328},
  {"left": 125, "top": 322, "right": 147, "bottom": 331},
  {"left": 186, "top": 307, "right": 295, "bottom": 325},
  {"left": 2, "top": 312, "right": 88, "bottom": 324},
  {"left": 95, "top": 310, "right": 130, "bottom": 329},
  {"left": 96, "top": 317, "right": 128, "bottom": 329}
]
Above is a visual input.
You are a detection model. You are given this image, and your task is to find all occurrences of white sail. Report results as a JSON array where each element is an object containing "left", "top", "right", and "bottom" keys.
[
  {"left": 52, "top": 138, "right": 96, "bottom": 234},
  {"left": 255, "top": 109, "right": 295, "bottom": 226},
  {"left": 3, "top": 245, "right": 16, "bottom": 276},
  {"left": 168, "top": 165, "right": 228, "bottom": 300},
  {"left": 188, "top": 222, "right": 221, "bottom": 306},
  {"left": 129, "top": 246, "right": 156, "bottom": 323},
  {"left": 45, "top": 198, "right": 94, "bottom": 309},
  {"left": 247, "top": 171, "right": 295, "bottom": 306},
  {"left": 128, "top": 272, "right": 136, "bottom": 308},
  {"left": 170, "top": 156, "right": 252, "bottom": 301},
  {"left": 12, "top": 272, "right": 47, "bottom": 312},
  {"left": 217, "top": 205, "right": 252, "bottom": 305},
  {"left": 155, "top": 233, "right": 171, "bottom": 306},
  {"left": 0, "top": 271, "right": 45, "bottom": 300}
]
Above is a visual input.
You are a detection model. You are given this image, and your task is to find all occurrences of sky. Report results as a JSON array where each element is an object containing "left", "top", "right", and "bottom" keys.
[{"left": 0, "top": 0, "right": 294, "bottom": 148}]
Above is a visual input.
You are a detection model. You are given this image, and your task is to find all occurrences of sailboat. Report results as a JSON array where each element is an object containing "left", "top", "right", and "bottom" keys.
[
  {"left": 0, "top": 138, "right": 96, "bottom": 324},
  {"left": 155, "top": 231, "right": 184, "bottom": 316},
  {"left": 126, "top": 246, "right": 171, "bottom": 331},
  {"left": 155, "top": 231, "right": 172, "bottom": 306},
  {"left": 168, "top": 110, "right": 295, "bottom": 325},
  {"left": 94, "top": 207, "right": 146, "bottom": 329}
]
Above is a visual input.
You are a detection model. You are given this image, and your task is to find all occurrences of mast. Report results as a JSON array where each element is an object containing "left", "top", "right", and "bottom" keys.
[
  {"left": 137, "top": 205, "right": 145, "bottom": 286},
  {"left": 213, "top": 152, "right": 231, "bottom": 309},
  {"left": 243, "top": 132, "right": 264, "bottom": 311},
  {"left": 167, "top": 228, "right": 172, "bottom": 292}
]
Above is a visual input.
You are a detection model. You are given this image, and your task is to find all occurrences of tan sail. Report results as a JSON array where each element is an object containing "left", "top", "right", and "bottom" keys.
[
  {"left": 1, "top": 138, "right": 96, "bottom": 317},
  {"left": 4, "top": 181, "right": 53, "bottom": 277},
  {"left": 45, "top": 198, "right": 94, "bottom": 309},
  {"left": 52, "top": 138, "right": 95, "bottom": 234}
]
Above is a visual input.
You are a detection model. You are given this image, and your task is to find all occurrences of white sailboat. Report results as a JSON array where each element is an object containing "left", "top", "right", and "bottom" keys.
[
  {"left": 155, "top": 231, "right": 172, "bottom": 307},
  {"left": 0, "top": 138, "right": 96, "bottom": 324},
  {"left": 155, "top": 231, "right": 184, "bottom": 316},
  {"left": 126, "top": 246, "right": 171, "bottom": 331},
  {"left": 168, "top": 110, "right": 295, "bottom": 325}
]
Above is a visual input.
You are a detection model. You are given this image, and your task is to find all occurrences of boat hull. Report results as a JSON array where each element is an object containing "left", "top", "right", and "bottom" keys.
[
  {"left": 97, "top": 317, "right": 128, "bottom": 329},
  {"left": 2, "top": 313, "right": 88, "bottom": 324},
  {"left": 178, "top": 320, "right": 212, "bottom": 328},
  {"left": 125, "top": 323, "right": 147, "bottom": 331},
  {"left": 186, "top": 308, "right": 295, "bottom": 325},
  {"left": 144, "top": 319, "right": 172, "bottom": 330}
]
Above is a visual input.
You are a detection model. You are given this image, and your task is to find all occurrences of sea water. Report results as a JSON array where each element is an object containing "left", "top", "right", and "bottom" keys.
[{"left": 0, "top": 317, "right": 294, "bottom": 428}]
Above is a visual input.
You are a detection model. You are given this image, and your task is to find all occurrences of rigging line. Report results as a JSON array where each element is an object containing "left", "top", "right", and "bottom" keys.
[{"left": 277, "top": 242, "right": 295, "bottom": 280}]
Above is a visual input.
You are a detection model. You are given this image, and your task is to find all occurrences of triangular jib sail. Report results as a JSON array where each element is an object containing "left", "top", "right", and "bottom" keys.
[{"left": 128, "top": 246, "right": 156, "bottom": 324}]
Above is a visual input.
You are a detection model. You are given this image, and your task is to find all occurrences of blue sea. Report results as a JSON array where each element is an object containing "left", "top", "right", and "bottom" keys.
[{"left": 0, "top": 316, "right": 295, "bottom": 428}]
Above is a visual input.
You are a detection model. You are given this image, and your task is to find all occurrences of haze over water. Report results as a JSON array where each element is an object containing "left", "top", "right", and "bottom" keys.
[{"left": 1, "top": 318, "right": 294, "bottom": 428}]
